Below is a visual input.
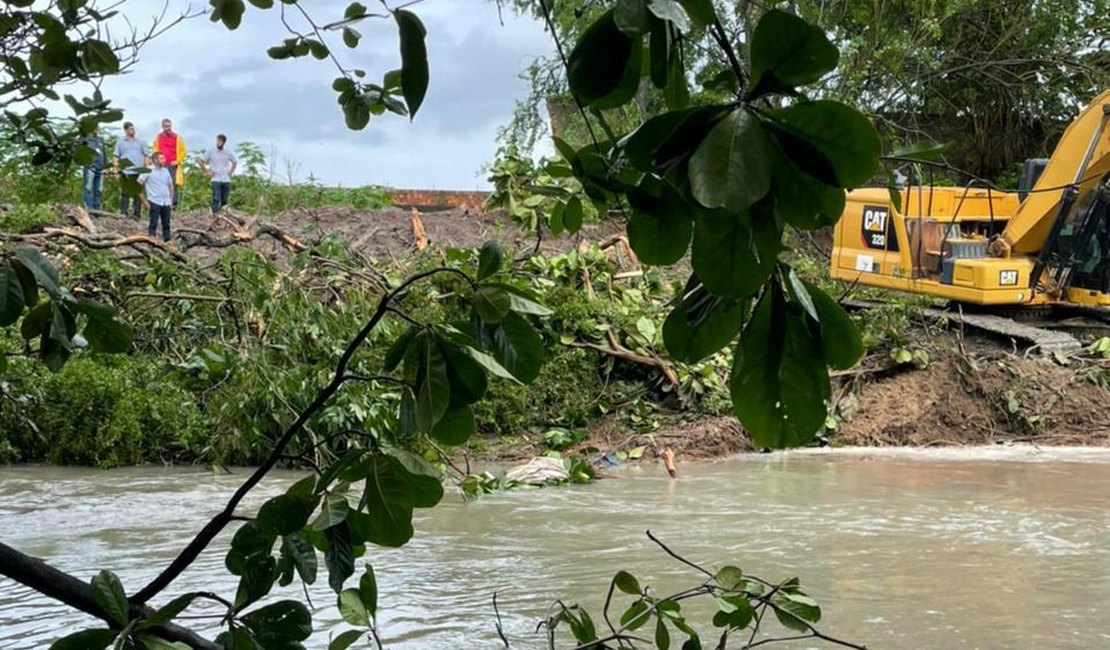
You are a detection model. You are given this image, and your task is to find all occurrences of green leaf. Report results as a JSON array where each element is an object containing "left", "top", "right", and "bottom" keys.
[
  {"left": 242, "top": 600, "right": 313, "bottom": 642},
  {"left": 247, "top": 0, "right": 273, "bottom": 7},
  {"left": 359, "top": 564, "right": 378, "bottom": 618},
  {"left": 487, "top": 283, "right": 553, "bottom": 317},
  {"left": 712, "top": 596, "right": 755, "bottom": 629},
  {"left": 676, "top": 0, "right": 715, "bottom": 26},
  {"left": 626, "top": 189, "right": 693, "bottom": 265},
  {"left": 614, "top": 570, "right": 641, "bottom": 595},
  {"left": 395, "top": 10, "right": 428, "bottom": 119},
  {"left": 49, "top": 629, "right": 117, "bottom": 650},
  {"left": 623, "top": 108, "right": 697, "bottom": 172},
  {"left": 342, "top": 27, "right": 361, "bottom": 48},
  {"left": 771, "top": 591, "right": 821, "bottom": 632},
  {"left": 663, "top": 47, "right": 689, "bottom": 109},
  {"left": 342, "top": 97, "right": 371, "bottom": 130},
  {"left": 647, "top": 0, "right": 689, "bottom": 32},
  {"left": 214, "top": 0, "right": 246, "bottom": 30},
  {"left": 691, "top": 208, "right": 778, "bottom": 298},
  {"left": 430, "top": 405, "right": 475, "bottom": 445},
  {"left": 360, "top": 454, "right": 443, "bottom": 547},
  {"left": 614, "top": 0, "right": 651, "bottom": 36},
  {"left": 412, "top": 331, "right": 449, "bottom": 431},
  {"left": 441, "top": 340, "right": 488, "bottom": 407},
  {"left": 477, "top": 240, "right": 503, "bottom": 281},
  {"left": 655, "top": 616, "right": 671, "bottom": 650},
  {"left": 620, "top": 600, "right": 651, "bottom": 631},
  {"left": 688, "top": 109, "right": 773, "bottom": 212},
  {"left": 474, "top": 311, "right": 543, "bottom": 383},
  {"left": 90, "top": 570, "right": 129, "bottom": 626},
  {"left": 257, "top": 493, "right": 318, "bottom": 537},
  {"left": 0, "top": 266, "right": 26, "bottom": 327},
  {"left": 767, "top": 100, "right": 881, "bottom": 188},
  {"left": 281, "top": 533, "right": 318, "bottom": 584},
  {"left": 325, "top": 525, "right": 355, "bottom": 592},
  {"left": 329, "top": 630, "right": 365, "bottom": 650},
  {"left": 730, "top": 285, "right": 830, "bottom": 448},
  {"left": 749, "top": 10, "right": 838, "bottom": 97},
  {"left": 312, "top": 492, "right": 351, "bottom": 531},
  {"left": 337, "top": 589, "right": 370, "bottom": 626},
  {"left": 137, "top": 593, "right": 201, "bottom": 630},
  {"left": 803, "top": 280, "right": 863, "bottom": 370},
  {"left": 473, "top": 286, "right": 511, "bottom": 323},
  {"left": 714, "top": 565, "right": 744, "bottom": 591},
  {"left": 567, "top": 9, "right": 642, "bottom": 109},
  {"left": 82, "top": 39, "right": 119, "bottom": 75},
  {"left": 663, "top": 277, "right": 746, "bottom": 363},
  {"left": 21, "top": 301, "right": 51, "bottom": 340},
  {"left": 772, "top": 155, "right": 845, "bottom": 229},
  {"left": 563, "top": 196, "right": 584, "bottom": 233},
  {"left": 889, "top": 140, "right": 948, "bottom": 162},
  {"left": 15, "top": 247, "right": 60, "bottom": 298},
  {"left": 234, "top": 554, "right": 277, "bottom": 610},
  {"left": 383, "top": 325, "right": 416, "bottom": 373},
  {"left": 10, "top": 260, "right": 39, "bottom": 308},
  {"left": 81, "top": 306, "right": 132, "bottom": 353}
]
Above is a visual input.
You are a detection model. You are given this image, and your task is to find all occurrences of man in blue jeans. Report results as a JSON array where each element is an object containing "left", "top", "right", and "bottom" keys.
[
  {"left": 139, "top": 152, "right": 175, "bottom": 243},
  {"left": 113, "top": 121, "right": 149, "bottom": 218},
  {"left": 80, "top": 126, "right": 106, "bottom": 211},
  {"left": 199, "top": 134, "right": 238, "bottom": 220}
]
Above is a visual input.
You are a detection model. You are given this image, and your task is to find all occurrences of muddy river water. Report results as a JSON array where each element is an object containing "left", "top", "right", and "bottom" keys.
[{"left": 2, "top": 446, "right": 1109, "bottom": 649}]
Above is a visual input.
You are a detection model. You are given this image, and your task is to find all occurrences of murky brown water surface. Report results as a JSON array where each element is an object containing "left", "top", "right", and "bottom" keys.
[{"left": 2, "top": 446, "right": 1109, "bottom": 649}]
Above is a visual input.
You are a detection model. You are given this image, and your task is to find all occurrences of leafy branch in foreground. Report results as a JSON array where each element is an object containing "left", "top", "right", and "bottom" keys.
[{"left": 543, "top": 531, "right": 867, "bottom": 650}]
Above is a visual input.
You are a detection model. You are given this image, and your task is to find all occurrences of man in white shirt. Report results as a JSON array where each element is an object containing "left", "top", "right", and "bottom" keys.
[
  {"left": 139, "top": 152, "right": 176, "bottom": 243},
  {"left": 199, "top": 134, "right": 238, "bottom": 217}
]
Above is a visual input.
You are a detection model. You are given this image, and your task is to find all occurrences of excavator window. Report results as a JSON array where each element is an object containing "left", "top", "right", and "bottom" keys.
[{"left": 1018, "top": 158, "right": 1049, "bottom": 202}]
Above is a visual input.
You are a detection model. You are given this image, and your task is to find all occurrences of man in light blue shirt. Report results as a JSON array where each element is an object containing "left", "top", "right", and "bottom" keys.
[
  {"left": 113, "top": 121, "right": 149, "bottom": 218},
  {"left": 139, "top": 152, "right": 175, "bottom": 243},
  {"left": 199, "top": 134, "right": 238, "bottom": 217}
]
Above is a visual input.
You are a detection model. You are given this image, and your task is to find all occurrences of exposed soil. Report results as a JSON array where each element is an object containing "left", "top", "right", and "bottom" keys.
[{"left": 85, "top": 205, "right": 626, "bottom": 263}]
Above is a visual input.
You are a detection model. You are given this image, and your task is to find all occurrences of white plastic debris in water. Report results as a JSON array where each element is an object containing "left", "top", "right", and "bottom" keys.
[{"left": 505, "top": 456, "right": 569, "bottom": 485}]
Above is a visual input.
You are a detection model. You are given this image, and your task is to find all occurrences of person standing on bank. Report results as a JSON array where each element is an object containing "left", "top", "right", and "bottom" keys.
[
  {"left": 199, "top": 134, "right": 238, "bottom": 217},
  {"left": 139, "top": 152, "right": 175, "bottom": 243},
  {"left": 112, "top": 121, "right": 149, "bottom": 218},
  {"left": 80, "top": 126, "right": 106, "bottom": 211},
  {"left": 153, "top": 118, "right": 186, "bottom": 208}
]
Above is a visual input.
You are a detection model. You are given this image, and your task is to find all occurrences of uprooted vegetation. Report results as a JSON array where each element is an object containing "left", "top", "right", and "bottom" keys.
[{"left": 1, "top": 202, "right": 1108, "bottom": 471}]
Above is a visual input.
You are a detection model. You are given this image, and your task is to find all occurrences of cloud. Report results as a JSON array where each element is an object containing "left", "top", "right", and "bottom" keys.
[{"left": 97, "top": 1, "right": 553, "bottom": 189}]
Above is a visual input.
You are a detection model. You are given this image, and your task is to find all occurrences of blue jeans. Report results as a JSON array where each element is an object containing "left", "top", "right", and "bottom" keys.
[
  {"left": 82, "top": 167, "right": 102, "bottom": 210},
  {"left": 211, "top": 181, "right": 231, "bottom": 214},
  {"left": 119, "top": 174, "right": 141, "bottom": 217},
  {"left": 148, "top": 203, "right": 172, "bottom": 242}
]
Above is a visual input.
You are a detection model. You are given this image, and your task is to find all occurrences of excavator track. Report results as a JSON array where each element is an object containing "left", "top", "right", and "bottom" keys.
[{"left": 842, "top": 299, "right": 1084, "bottom": 351}]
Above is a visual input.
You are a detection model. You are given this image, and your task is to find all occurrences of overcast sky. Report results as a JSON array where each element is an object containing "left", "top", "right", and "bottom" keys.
[{"left": 97, "top": 1, "right": 554, "bottom": 189}]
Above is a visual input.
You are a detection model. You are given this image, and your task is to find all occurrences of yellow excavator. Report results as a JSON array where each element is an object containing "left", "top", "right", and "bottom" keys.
[{"left": 830, "top": 90, "right": 1110, "bottom": 309}]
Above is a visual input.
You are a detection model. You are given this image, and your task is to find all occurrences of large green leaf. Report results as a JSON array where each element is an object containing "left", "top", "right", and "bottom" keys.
[
  {"left": 749, "top": 10, "right": 838, "bottom": 97},
  {"left": 137, "top": 593, "right": 201, "bottom": 630},
  {"left": 567, "top": 9, "right": 642, "bottom": 109},
  {"left": 77, "top": 298, "right": 132, "bottom": 353},
  {"left": 395, "top": 10, "right": 428, "bottom": 119},
  {"left": 676, "top": 0, "right": 716, "bottom": 26},
  {"left": 473, "top": 286, "right": 511, "bottom": 323},
  {"left": 411, "top": 331, "right": 449, "bottom": 432},
  {"left": 359, "top": 564, "right": 378, "bottom": 618},
  {"left": 311, "top": 493, "right": 351, "bottom": 531},
  {"left": 48, "top": 629, "right": 117, "bottom": 650},
  {"left": 430, "top": 405, "right": 475, "bottom": 445},
  {"left": 257, "top": 493, "right": 318, "bottom": 536},
  {"left": 771, "top": 591, "right": 821, "bottom": 632},
  {"left": 15, "top": 247, "right": 60, "bottom": 298},
  {"left": 337, "top": 589, "right": 370, "bottom": 626},
  {"left": 771, "top": 155, "right": 845, "bottom": 229},
  {"left": 477, "top": 240, "right": 503, "bottom": 281},
  {"left": 730, "top": 286, "right": 830, "bottom": 448},
  {"left": 329, "top": 630, "right": 365, "bottom": 650},
  {"left": 623, "top": 107, "right": 701, "bottom": 172},
  {"left": 663, "top": 276, "right": 747, "bottom": 363},
  {"left": 281, "top": 533, "right": 318, "bottom": 584},
  {"left": 242, "top": 600, "right": 312, "bottom": 642},
  {"left": 615, "top": 0, "right": 651, "bottom": 36},
  {"left": 474, "top": 312, "right": 543, "bottom": 383},
  {"left": 82, "top": 39, "right": 119, "bottom": 75},
  {"left": 626, "top": 188, "right": 693, "bottom": 265},
  {"left": 766, "top": 101, "right": 881, "bottom": 188},
  {"left": 803, "top": 280, "right": 863, "bottom": 370},
  {"left": 647, "top": 0, "right": 689, "bottom": 32},
  {"left": 90, "top": 570, "right": 129, "bottom": 626},
  {"left": 0, "top": 266, "right": 26, "bottom": 326},
  {"left": 359, "top": 454, "right": 443, "bottom": 547},
  {"left": 688, "top": 109, "right": 773, "bottom": 212},
  {"left": 324, "top": 524, "right": 355, "bottom": 592},
  {"left": 691, "top": 208, "right": 778, "bottom": 298},
  {"left": 234, "top": 554, "right": 277, "bottom": 610},
  {"left": 440, "top": 340, "right": 488, "bottom": 407}
]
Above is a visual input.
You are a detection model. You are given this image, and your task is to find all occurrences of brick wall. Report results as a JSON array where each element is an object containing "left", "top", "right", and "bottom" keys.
[{"left": 391, "top": 189, "right": 490, "bottom": 212}]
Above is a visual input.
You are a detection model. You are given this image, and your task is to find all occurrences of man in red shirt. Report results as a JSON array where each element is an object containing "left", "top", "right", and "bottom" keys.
[{"left": 154, "top": 118, "right": 186, "bottom": 208}]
